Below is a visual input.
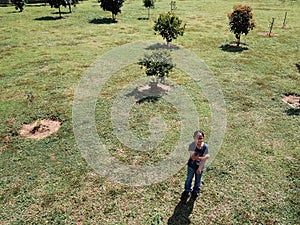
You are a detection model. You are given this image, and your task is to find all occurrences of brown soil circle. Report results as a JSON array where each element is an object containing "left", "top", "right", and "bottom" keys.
[
  {"left": 258, "top": 32, "right": 278, "bottom": 37},
  {"left": 229, "top": 42, "right": 248, "bottom": 48},
  {"left": 19, "top": 118, "right": 61, "bottom": 140},
  {"left": 138, "top": 83, "right": 172, "bottom": 94}
]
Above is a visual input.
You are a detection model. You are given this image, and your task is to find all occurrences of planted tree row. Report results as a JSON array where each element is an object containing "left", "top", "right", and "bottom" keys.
[
  {"left": 11, "top": 0, "right": 257, "bottom": 47},
  {"left": 12, "top": 0, "right": 78, "bottom": 16},
  {"left": 139, "top": 4, "right": 256, "bottom": 91},
  {"left": 48, "top": 0, "right": 78, "bottom": 18},
  {"left": 11, "top": 1, "right": 257, "bottom": 84}
]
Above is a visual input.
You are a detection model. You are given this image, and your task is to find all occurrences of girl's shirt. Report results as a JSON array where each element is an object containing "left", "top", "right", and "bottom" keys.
[{"left": 187, "top": 142, "right": 208, "bottom": 168}]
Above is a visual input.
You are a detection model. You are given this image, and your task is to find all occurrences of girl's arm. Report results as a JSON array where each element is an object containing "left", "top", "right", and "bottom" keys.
[
  {"left": 197, "top": 154, "right": 210, "bottom": 173},
  {"left": 191, "top": 153, "right": 209, "bottom": 161}
]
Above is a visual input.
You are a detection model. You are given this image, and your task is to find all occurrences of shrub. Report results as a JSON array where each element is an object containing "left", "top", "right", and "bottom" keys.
[
  {"left": 228, "top": 5, "right": 255, "bottom": 46},
  {"left": 153, "top": 12, "right": 185, "bottom": 46},
  {"left": 99, "top": 0, "right": 125, "bottom": 21},
  {"left": 143, "top": 0, "right": 155, "bottom": 19},
  {"left": 138, "top": 49, "right": 175, "bottom": 85}
]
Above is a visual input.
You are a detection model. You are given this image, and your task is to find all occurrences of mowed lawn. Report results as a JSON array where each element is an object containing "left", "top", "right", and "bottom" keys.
[{"left": 1, "top": 0, "right": 299, "bottom": 224}]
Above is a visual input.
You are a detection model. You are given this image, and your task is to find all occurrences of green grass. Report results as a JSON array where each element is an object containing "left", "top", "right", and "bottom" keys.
[{"left": 1, "top": 0, "right": 300, "bottom": 224}]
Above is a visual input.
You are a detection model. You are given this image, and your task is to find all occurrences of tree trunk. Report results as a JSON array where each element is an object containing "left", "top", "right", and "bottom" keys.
[
  {"left": 68, "top": 3, "right": 71, "bottom": 13},
  {"left": 150, "top": 81, "right": 158, "bottom": 90},
  {"left": 148, "top": 8, "right": 150, "bottom": 19},
  {"left": 58, "top": 6, "right": 62, "bottom": 18},
  {"left": 236, "top": 34, "right": 240, "bottom": 46}
]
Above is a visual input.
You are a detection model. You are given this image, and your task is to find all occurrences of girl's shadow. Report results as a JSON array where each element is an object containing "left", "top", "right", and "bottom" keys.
[{"left": 167, "top": 194, "right": 196, "bottom": 225}]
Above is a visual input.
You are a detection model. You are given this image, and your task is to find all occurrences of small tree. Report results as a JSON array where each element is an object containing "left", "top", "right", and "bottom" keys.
[
  {"left": 138, "top": 49, "right": 175, "bottom": 87},
  {"left": 228, "top": 5, "right": 255, "bottom": 46},
  {"left": 143, "top": 0, "right": 155, "bottom": 20},
  {"left": 13, "top": 0, "right": 25, "bottom": 12},
  {"left": 99, "top": 0, "right": 125, "bottom": 21},
  {"left": 170, "top": 1, "right": 176, "bottom": 12},
  {"left": 154, "top": 12, "right": 185, "bottom": 46},
  {"left": 48, "top": 0, "right": 68, "bottom": 18},
  {"left": 66, "top": 0, "right": 78, "bottom": 13}
]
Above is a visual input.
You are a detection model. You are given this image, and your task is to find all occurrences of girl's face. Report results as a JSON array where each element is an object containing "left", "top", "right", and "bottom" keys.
[{"left": 194, "top": 133, "right": 204, "bottom": 145}]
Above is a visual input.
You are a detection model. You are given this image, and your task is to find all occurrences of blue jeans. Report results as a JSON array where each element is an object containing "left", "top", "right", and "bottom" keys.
[{"left": 184, "top": 165, "right": 203, "bottom": 194}]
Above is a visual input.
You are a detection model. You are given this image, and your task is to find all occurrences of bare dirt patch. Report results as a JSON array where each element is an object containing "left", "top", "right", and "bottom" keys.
[
  {"left": 19, "top": 119, "right": 61, "bottom": 140},
  {"left": 228, "top": 42, "right": 248, "bottom": 48},
  {"left": 282, "top": 95, "right": 300, "bottom": 108},
  {"left": 258, "top": 32, "right": 278, "bottom": 37},
  {"left": 138, "top": 83, "right": 172, "bottom": 94}
]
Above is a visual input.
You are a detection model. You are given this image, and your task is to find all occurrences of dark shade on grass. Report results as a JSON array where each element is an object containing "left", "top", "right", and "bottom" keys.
[
  {"left": 52, "top": 11, "right": 70, "bottom": 15},
  {"left": 285, "top": 108, "right": 300, "bottom": 116},
  {"left": 296, "top": 62, "right": 300, "bottom": 73},
  {"left": 136, "top": 96, "right": 162, "bottom": 104},
  {"left": 125, "top": 85, "right": 168, "bottom": 103},
  {"left": 167, "top": 197, "right": 196, "bottom": 225},
  {"left": 89, "top": 17, "right": 118, "bottom": 24},
  {"left": 6, "top": 11, "right": 20, "bottom": 14},
  {"left": 137, "top": 17, "right": 149, "bottom": 20},
  {"left": 34, "top": 16, "right": 64, "bottom": 20},
  {"left": 219, "top": 43, "right": 248, "bottom": 52},
  {"left": 25, "top": 4, "right": 48, "bottom": 8},
  {"left": 145, "top": 42, "right": 181, "bottom": 50}
]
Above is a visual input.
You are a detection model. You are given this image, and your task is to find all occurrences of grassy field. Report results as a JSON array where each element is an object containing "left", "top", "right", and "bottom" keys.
[{"left": 1, "top": 0, "right": 299, "bottom": 224}]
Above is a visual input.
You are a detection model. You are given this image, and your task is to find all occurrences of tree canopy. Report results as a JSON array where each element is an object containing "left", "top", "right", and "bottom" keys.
[
  {"left": 138, "top": 49, "right": 175, "bottom": 85},
  {"left": 228, "top": 5, "right": 255, "bottom": 46},
  {"left": 48, "top": 0, "right": 68, "bottom": 18},
  {"left": 153, "top": 12, "right": 185, "bottom": 46},
  {"left": 143, "top": 0, "right": 155, "bottom": 19},
  {"left": 99, "top": 0, "right": 125, "bottom": 21},
  {"left": 13, "top": 0, "right": 25, "bottom": 12}
]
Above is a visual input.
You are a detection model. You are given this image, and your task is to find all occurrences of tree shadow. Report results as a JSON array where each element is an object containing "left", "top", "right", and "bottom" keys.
[
  {"left": 125, "top": 85, "right": 167, "bottom": 104},
  {"left": 6, "top": 11, "right": 20, "bottom": 14},
  {"left": 285, "top": 108, "right": 300, "bottom": 116},
  {"left": 296, "top": 63, "right": 300, "bottom": 73},
  {"left": 167, "top": 196, "right": 196, "bottom": 225},
  {"left": 136, "top": 96, "right": 161, "bottom": 104},
  {"left": 220, "top": 43, "right": 249, "bottom": 52},
  {"left": 34, "top": 16, "right": 64, "bottom": 21},
  {"left": 137, "top": 17, "right": 149, "bottom": 20},
  {"left": 89, "top": 17, "right": 117, "bottom": 24},
  {"left": 145, "top": 42, "right": 180, "bottom": 51},
  {"left": 26, "top": 4, "right": 47, "bottom": 7},
  {"left": 52, "top": 11, "right": 70, "bottom": 15}
]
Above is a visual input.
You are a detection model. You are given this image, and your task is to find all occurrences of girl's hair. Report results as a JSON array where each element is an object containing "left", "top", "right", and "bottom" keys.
[{"left": 193, "top": 130, "right": 205, "bottom": 138}]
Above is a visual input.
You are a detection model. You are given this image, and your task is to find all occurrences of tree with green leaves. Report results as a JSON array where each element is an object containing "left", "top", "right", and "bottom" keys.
[
  {"left": 66, "top": 0, "right": 78, "bottom": 14},
  {"left": 99, "top": 0, "right": 125, "bottom": 21},
  {"left": 48, "top": 0, "right": 67, "bottom": 18},
  {"left": 13, "top": 0, "right": 25, "bottom": 12},
  {"left": 228, "top": 5, "right": 255, "bottom": 46},
  {"left": 143, "top": 0, "right": 155, "bottom": 20},
  {"left": 153, "top": 12, "right": 185, "bottom": 46},
  {"left": 138, "top": 49, "right": 175, "bottom": 87}
]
